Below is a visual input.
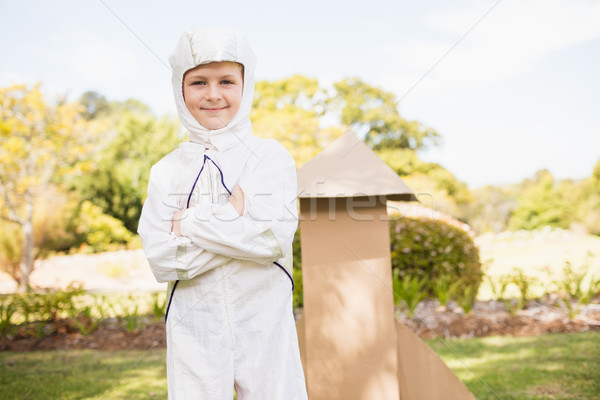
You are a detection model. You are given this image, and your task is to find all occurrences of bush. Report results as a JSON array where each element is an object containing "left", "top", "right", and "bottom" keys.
[
  {"left": 389, "top": 217, "right": 482, "bottom": 300},
  {"left": 73, "top": 201, "right": 135, "bottom": 253}
]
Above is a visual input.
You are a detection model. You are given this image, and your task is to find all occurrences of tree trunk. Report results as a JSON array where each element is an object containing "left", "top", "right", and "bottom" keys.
[{"left": 18, "top": 200, "right": 34, "bottom": 293}]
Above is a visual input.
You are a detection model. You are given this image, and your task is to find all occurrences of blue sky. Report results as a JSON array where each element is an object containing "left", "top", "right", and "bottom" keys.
[{"left": 1, "top": 0, "right": 599, "bottom": 188}]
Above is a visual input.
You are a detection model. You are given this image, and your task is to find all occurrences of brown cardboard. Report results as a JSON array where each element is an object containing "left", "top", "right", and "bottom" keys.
[
  {"left": 297, "top": 131, "right": 475, "bottom": 400},
  {"left": 396, "top": 322, "right": 476, "bottom": 400},
  {"left": 295, "top": 313, "right": 307, "bottom": 389},
  {"left": 300, "top": 199, "right": 399, "bottom": 400},
  {"left": 297, "top": 131, "right": 416, "bottom": 201}
]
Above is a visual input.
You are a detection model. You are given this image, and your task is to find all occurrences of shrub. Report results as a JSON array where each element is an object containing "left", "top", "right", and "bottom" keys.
[
  {"left": 74, "top": 201, "right": 135, "bottom": 253},
  {"left": 389, "top": 216, "right": 482, "bottom": 300}
]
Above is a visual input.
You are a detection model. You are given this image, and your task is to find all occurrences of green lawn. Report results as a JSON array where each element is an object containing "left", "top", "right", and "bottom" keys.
[
  {"left": 1, "top": 332, "right": 598, "bottom": 399},
  {"left": 0, "top": 349, "right": 167, "bottom": 399},
  {"left": 429, "top": 332, "right": 600, "bottom": 400}
]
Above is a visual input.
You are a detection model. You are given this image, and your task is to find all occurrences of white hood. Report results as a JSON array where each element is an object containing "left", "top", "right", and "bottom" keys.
[{"left": 169, "top": 27, "right": 257, "bottom": 150}]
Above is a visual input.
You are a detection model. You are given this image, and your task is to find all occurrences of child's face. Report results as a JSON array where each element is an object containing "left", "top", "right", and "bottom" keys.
[{"left": 182, "top": 61, "right": 244, "bottom": 130}]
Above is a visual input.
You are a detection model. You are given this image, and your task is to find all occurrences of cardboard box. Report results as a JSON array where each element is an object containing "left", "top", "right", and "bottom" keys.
[{"left": 297, "top": 131, "right": 475, "bottom": 400}]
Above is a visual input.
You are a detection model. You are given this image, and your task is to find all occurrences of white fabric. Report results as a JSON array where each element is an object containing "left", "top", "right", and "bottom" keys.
[
  {"left": 138, "top": 27, "right": 307, "bottom": 399},
  {"left": 168, "top": 27, "right": 256, "bottom": 151}
]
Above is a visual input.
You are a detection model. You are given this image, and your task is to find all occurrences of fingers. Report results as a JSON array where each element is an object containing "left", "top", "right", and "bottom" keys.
[
  {"left": 171, "top": 209, "right": 186, "bottom": 236},
  {"left": 229, "top": 185, "right": 244, "bottom": 216}
]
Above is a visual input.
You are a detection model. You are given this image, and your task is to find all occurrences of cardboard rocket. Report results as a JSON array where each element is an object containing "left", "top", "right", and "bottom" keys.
[{"left": 296, "top": 131, "right": 476, "bottom": 400}]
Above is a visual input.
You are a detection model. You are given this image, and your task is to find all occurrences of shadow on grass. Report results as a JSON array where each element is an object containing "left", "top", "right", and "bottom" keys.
[{"left": 427, "top": 332, "right": 600, "bottom": 400}]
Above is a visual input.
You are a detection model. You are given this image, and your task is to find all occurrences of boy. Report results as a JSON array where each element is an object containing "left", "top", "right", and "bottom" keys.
[{"left": 138, "top": 28, "right": 308, "bottom": 399}]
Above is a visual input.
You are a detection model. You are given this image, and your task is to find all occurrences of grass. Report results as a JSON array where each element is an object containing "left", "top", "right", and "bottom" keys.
[
  {"left": 0, "top": 349, "right": 167, "bottom": 399},
  {"left": 428, "top": 332, "right": 600, "bottom": 400},
  {"left": 1, "top": 332, "right": 598, "bottom": 399}
]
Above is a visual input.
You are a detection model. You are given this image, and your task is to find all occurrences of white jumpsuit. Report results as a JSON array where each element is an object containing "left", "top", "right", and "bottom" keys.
[{"left": 137, "top": 28, "right": 308, "bottom": 399}]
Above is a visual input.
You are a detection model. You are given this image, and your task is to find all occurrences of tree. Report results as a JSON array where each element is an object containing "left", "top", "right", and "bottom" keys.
[
  {"left": 328, "top": 77, "right": 440, "bottom": 151},
  {"left": 74, "top": 99, "right": 181, "bottom": 232},
  {"left": 251, "top": 75, "right": 343, "bottom": 167},
  {"left": 569, "top": 158, "right": 600, "bottom": 235},
  {"left": 252, "top": 75, "right": 441, "bottom": 166},
  {"left": 508, "top": 169, "right": 572, "bottom": 230},
  {"left": 0, "top": 84, "right": 97, "bottom": 291},
  {"left": 80, "top": 91, "right": 110, "bottom": 120},
  {"left": 466, "top": 185, "right": 517, "bottom": 234}
]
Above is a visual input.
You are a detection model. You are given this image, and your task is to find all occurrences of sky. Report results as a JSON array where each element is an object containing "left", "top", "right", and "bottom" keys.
[{"left": 1, "top": 0, "right": 599, "bottom": 189}]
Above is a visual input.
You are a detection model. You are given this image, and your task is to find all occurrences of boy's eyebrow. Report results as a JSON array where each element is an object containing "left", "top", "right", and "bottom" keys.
[{"left": 184, "top": 73, "right": 241, "bottom": 81}]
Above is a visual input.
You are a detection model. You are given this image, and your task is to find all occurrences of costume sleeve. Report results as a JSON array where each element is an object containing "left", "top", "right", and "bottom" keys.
[
  {"left": 179, "top": 141, "right": 298, "bottom": 264},
  {"left": 138, "top": 165, "right": 232, "bottom": 283}
]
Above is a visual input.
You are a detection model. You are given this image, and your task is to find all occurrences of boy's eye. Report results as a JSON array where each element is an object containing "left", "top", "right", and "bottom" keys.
[
  {"left": 221, "top": 80, "right": 234, "bottom": 85},
  {"left": 190, "top": 81, "right": 206, "bottom": 85}
]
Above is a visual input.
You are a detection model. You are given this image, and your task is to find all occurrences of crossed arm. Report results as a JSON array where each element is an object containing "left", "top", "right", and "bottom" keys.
[{"left": 171, "top": 185, "right": 245, "bottom": 236}]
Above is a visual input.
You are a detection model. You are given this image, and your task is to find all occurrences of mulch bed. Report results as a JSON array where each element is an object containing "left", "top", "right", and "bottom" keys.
[
  {"left": 3, "top": 298, "right": 600, "bottom": 352},
  {"left": 401, "top": 297, "right": 600, "bottom": 339}
]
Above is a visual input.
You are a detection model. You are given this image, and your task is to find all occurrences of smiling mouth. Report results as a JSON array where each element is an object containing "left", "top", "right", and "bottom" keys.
[{"left": 202, "top": 106, "right": 227, "bottom": 113}]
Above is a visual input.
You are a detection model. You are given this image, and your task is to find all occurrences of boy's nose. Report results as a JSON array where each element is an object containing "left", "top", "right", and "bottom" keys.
[{"left": 206, "top": 84, "right": 221, "bottom": 100}]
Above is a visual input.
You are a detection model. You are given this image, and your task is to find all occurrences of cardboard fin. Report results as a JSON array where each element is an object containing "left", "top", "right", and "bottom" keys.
[{"left": 396, "top": 321, "right": 476, "bottom": 400}]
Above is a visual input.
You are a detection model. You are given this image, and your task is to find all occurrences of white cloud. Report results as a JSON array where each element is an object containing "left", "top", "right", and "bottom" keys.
[
  {"left": 71, "top": 35, "right": 138, "bottom": 83},
  {"left": 378, "top": 0, "right": 600, "bottom": 98}
]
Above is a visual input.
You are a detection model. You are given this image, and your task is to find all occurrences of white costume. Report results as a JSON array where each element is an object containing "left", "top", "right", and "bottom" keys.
[{"left": 138, "top": 28, "right": 308, "bottom": 399}]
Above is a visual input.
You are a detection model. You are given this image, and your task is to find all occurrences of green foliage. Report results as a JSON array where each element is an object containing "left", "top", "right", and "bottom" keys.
[
  {"left": 329, "top": 77, "right": 439, "bottom": 151},
  {"left": 464, "top": 185, "right": 517, "bottom": 234},
  {"left": 2, "top": 289, "right": 169, "bottom": 342},
  {"left": 485, "top": 274, "right": 510, "bottom": 301},
  {"left": 0, "top": 299, "right": 18, "bottom": 344},
  {"left": 0, "top": 221, "right": 21, "bottom": 282},
  {"left": 252, "top": 75, "right": 440, "bottom": 167},
  {"left": 456, "top": 284, "right": 477, "bottom": 314},
  {"left": 79, "top": 91, "right": 110, "bottom": 120},
  {"left": 17, "top": 284, "right": 85, "bottom": 324},
  {"left": 561, "top": 298, "right": 580, "bottom": 320},
  {"left": 400, "top": 173, "right": 473, "bottom": 223},
  {"left": 392, "top": 270, "right": 426, "bottom": 317},
  {"left": 66, "top": 305, "right": 101, "bottom": 336},
  {"left": 580, "top": 275, "right": 600, "bottom": 305},
  {"left": 508, "top": 268, "right": 535, "bottom": 310},
  {"left": 559, "top": 260, "right": 587, "bottom": 299},
  {"left": 74, "top": 201, "right": 135, "bottom": 253},
  {"left": 149, "top": 292, "right": 167, "bottom": 320},
  {"left": 118, "top": 295, "right": 145, "bottom": 334},
  {"left": 290, "top": 229, "right": 304, "bottom": 308},
  {"left": 570, "top": 159, "right": 600, "bottom": 235},
  {"left": 556, "top": 253, "right": 600, "bottom": 305},
  {"left": 431, "top": 274, "right": 460, "bottom": 307},
  {"left": 75, "top": 104, "right": 181, "bottom": 232},
  {"left": 389, "top": 217, "right": 482, "bottom": 300},
  {"left": 375, "top": 147, "right": 437, "bottom": 176},
  {"left": 252, "top": 75, "right": 343, "bottom": 167},
  {"left": 508, "top": 169, "right": 572, "bottom": 231}
]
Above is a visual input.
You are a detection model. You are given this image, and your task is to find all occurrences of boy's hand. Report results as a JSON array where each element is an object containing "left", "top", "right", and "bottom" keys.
[
  {"left": 171, "top": 209, "right": 187, "bottom": 237},
  {"left": 229, "top": 185, "right": 244, "bottom": 216}
]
